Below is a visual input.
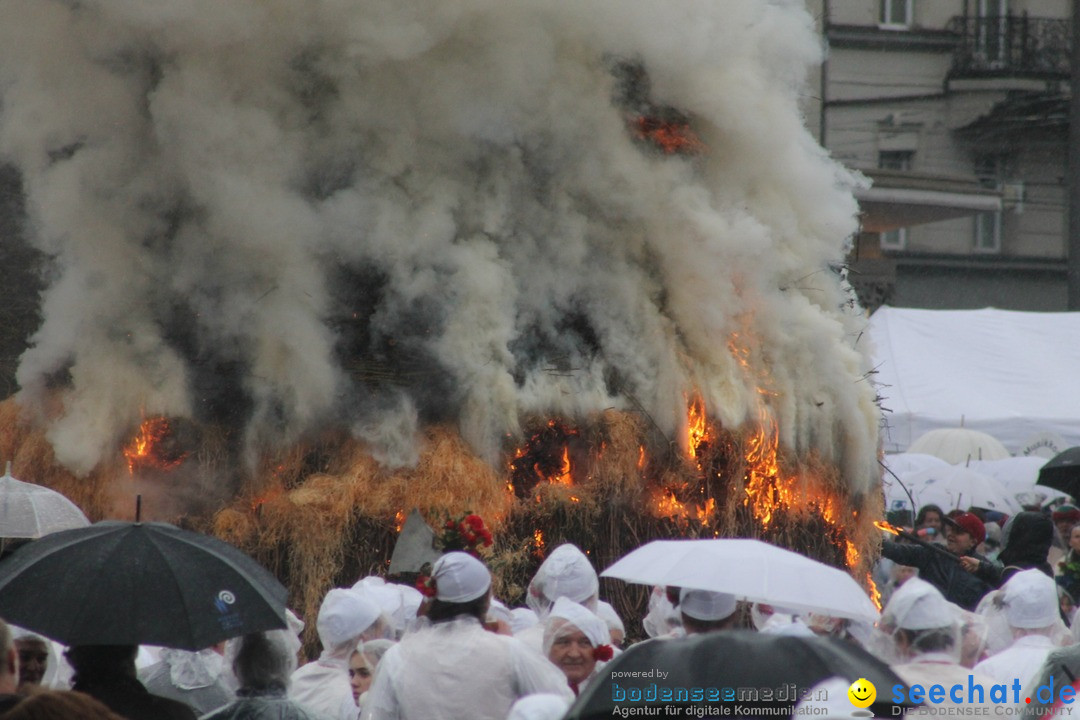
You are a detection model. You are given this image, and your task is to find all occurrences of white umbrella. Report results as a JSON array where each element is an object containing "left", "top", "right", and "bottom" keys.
[
  {"left": 900, "top": 465, "right": 1020, "bottom": 514},
  {"left": 882, "top": 453, "right": 950, "bottom": 515},
  {"left": 0, "top": 463, "right": 90, "bottom": 538},
  {"left": 907, "top": 428, "right": 1010, "bottom": 464},
  {"left": 966, "top": 456, "right": 1046, "bottom": 492},
  {"left": 882, "top": 452, "right": 950, "bottom": 478},
  {"left": 599, "top": 538, "right": 879, "bottom": 623}
]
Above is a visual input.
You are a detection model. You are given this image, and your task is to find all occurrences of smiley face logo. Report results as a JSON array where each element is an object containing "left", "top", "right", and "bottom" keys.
[{"left": 847, "top": 678, "right": 876, "bottom": 708}]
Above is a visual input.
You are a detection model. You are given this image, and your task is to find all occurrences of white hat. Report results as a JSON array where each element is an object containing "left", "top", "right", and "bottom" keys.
[
  {"left": 536, "top": 544, "right": 598, "bottom": 605},
  {"left": 316, "top": 589, "right": 382, "bottom": 648},
  {"left": 431, "top": 552, "right": 491, "bottom": 603},
  {"left": 510, "top": 607, "right": 540, "bottom": 634},
  {"left": 488, "top": 597, "right": 514, "bottom": 626},
  {"left": 1003, "top": 569, "right": 1059, "bottom": 629},
  {"left": 507, "top": 693, "right": 572, "bottom": 720},
  {"left": 546, "top": 597, "right": 609, "bottom": 648},
  {"left": 679, "top": 588, "right": 737, "bottom": 622},
  {"left": 883, "top": 578, "right": 954, "bottom": 630},
  {"left": 596, "top": 600, "right": 625, "bottom": 633}
]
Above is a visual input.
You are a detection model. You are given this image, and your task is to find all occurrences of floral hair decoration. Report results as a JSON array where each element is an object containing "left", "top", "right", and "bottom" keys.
[
  {"left": 415, "top": 574, "right": 436, "bottom": 598},
  {"left": 593, "top": 644, "right": 614, "bottom": 662},
  {"left": 438, "top": 512, "right": 494, "bottom": 558}
]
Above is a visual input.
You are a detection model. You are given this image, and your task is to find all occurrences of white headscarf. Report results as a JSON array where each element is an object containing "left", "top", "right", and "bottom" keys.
[
  {"left": 526, "top": 544, "right": 598, "bottom": 617},
  {"left": 542, "top": 597, "right": 609, "bottom": 654},
  {"left": 317, "top": 588, "right": 382, "bottom": 660}
]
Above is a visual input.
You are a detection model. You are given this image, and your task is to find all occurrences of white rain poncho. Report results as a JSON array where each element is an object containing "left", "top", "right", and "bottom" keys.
[
  {"left": 542, "top": 597, "right": 613, "bottom": 694},
  {"left": 202, "top": 688, "right": 334, "bottom": 720},
  {"left": 595, "top": 600, "right": 624, "bottom": 646},
  {"left": 10, "top": 626, "right": 69, "bottom": 689},
  {"left": 509, "top": 608, "right": 539, "bottom": 636},
  {"left": 641, "top": 586, "right": 682, "bottom": 638},
  {"left": 360, "top": 616, "right": 573, "bottom": 720},
  {"left": 351, "top": 577, "right": 421, "bottom": 640},
  {"left": 291, "top": 589, "right": 382, "bottom": 720},
  {"left": 525, "top": 544, "right": 598, "bottom": 617},
  {"left": 506, "top": 693, "right": 572, "bottom": 720},
  {"left": 870, "top": 579, "right": 1000, "bottom": 712},
  {"left": 868, "top": 578, "right": 965, "bottom": 665},
  {"left": 140, "top": 647, "right": 232, "bottom": 716},
  {"left": 973, "top": 570, "right": 1068, "bottom": 689}
]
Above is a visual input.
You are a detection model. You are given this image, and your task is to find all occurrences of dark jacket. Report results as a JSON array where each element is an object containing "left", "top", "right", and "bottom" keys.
[
  {"left": 881, "top": 540, "right": 993, "bottom": 611},
  {"left": 73, "top": 674, "right": 197, "bottom": 720},
  {"left": 970, "top": 511, "right": 1054, "bottom": 588}
]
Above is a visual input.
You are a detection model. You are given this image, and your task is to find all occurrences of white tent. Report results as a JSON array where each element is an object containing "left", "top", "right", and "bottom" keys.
[{"left": 867, "top": 306, "right": 1080, "bottom": 456}]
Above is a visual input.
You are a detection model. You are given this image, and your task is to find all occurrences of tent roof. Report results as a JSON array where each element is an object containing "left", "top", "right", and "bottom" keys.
[{"left": 867, "top": 306, "right": 1080, "bottom": 455}]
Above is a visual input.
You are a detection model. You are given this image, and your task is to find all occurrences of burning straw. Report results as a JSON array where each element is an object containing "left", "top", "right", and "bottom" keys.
[{"left": 0, "top": 396, "right": 882, "bottom": 653}]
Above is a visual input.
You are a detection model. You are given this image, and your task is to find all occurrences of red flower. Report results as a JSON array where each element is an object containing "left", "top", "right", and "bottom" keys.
[
  {"left": 593, "top": 644, "right": 614, "bottom": 662},
  {"left": 465, "top": 514, "right": 485, "bottom": 531},
  {"left": 415, "top": 575, "right": 436, "bottom": 598}
]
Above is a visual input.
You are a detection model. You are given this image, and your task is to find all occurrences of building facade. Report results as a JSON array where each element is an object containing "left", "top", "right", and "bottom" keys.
[{"left": 814, "top": 0, "right": 1072, "bottom": 311}]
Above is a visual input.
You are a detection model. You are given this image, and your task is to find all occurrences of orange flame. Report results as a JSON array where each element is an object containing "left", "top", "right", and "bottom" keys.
[
  {"left": 867, "top": 573, "right": 883, "bottom": 611},
  {"left": 654, "top": 489, "right": 689, "bottom": 520},
  {"left": 634, "top": 116, "right": 706, "bottom": 154},
  {"left": 532, "top": 528, "right": 545, "bottom": 558},
  {"left": 553, "top": 447, "right": 572, "bottom": 486},
  {"left": 686, "top": 393, "right": 710, "bottom": 460},
  {"left": 394, "top": 510, "right": 406, "bottom": 532},
  {"left": 123, "top": 417, "right": 187, "bottom": 474},
  {"left": 874, "top": 521, "right": 902, "bottom": 536}
]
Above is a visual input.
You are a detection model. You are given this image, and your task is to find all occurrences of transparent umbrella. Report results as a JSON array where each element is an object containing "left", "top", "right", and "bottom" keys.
[
  {"left": 600, "top": 538, "right": 879, "bottom": 623},
  {"left": 0, "top": 462, "right": 89, "bottom": 539},
  {"left": 900, "top": 465, "right": 1021, "bottom": 514},
  {"left": 907, "top": 428, "right": 1010, "bottom": 464}
]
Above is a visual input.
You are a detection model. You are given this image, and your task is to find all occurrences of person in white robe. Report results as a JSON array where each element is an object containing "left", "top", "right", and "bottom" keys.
[
  {"left": 289, "top": 589, "right": 382, "bottom": 720},
  {"left": 362, "top": 552, "right": 572, "bottom": 720}
]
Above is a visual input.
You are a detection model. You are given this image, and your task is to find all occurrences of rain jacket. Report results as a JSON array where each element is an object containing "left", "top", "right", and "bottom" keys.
[
  {"left": 880, "top": 541, "right": 992, "bottom": 611},
  {"left": 200, "top": 687, "right": 333, "bottom": 720}
]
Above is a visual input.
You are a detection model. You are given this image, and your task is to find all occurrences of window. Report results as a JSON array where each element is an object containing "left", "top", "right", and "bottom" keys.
[
  {"left": 976, "top": 0, "right": 1009, "bottom": 66},
  {"left": 974, "top": 153, "right": 1008, "bottom": 188},
  {"left": 878, "top": 150, "right": 913, "bottom": 172},
  {"left": 880, "top": 228, "right": 907, "bottom": 251},
  {"left": 974, "top": 212, "right": 1002, "bottom": 253},
  {"left": 880, "top": 0, "right": 912, "bottom": 28}
]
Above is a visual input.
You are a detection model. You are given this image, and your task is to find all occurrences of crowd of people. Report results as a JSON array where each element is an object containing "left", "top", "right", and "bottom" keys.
[{"left": 0, "top": 504, "right": 1078, "bottom": 719}]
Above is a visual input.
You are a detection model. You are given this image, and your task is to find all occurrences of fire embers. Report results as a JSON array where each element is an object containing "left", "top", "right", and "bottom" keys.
[
  {"left": 509, "top": 420, "right": 583, "bottom": 500},
  {"left": 610, "top": 57, "right": 706, "bottom": 156},
  {"left": 632, "top": 115, "right": 706, "bottom": 156},
  {"left": 122, "top": 417, "right": 190, "bottom": 475}
]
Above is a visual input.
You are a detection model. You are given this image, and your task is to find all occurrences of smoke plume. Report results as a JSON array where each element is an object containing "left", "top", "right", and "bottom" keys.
[{"left": 0, "top": 0, "right": 880, "bottom": 491}]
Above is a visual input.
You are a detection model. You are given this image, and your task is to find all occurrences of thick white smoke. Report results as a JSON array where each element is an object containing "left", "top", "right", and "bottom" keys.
[{"left": 0, "top": 0, "right": 880, "bottom": 490}]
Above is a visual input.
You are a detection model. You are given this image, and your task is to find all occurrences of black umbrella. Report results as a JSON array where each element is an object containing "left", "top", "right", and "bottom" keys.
[
  {"left": 564, "top": 631, "right": 916, "bottom": 720},
  {"left": 1038, "top": 447, "right": 1080, "bottom": 499},
  {"left": 0, "top": 521, "right": 288, "bottom": 650}
]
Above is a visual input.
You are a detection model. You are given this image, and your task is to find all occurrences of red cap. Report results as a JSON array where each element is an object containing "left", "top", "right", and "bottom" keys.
[{"left": 943, "top": 511, "right": 986, "bottom": 545}]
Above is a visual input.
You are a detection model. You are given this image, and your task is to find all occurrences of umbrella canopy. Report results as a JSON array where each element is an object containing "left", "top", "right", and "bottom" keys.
[
  {"left": 898, "top": 465, "right": 1021, "bottom": 514},
  {"left": 967, "top": 456, "right": 1047, "bottom": 492},
  {"left": 907, "top": 427, "right": 1010, "bottom": 464},
  {"left": 1038, "top": 446, "right": 1080, "bottom": 499},
  {"left": 563, "top": 630, "right": 914, "bottom": 720},
  {"left": 600, "top": 539, "right": 879, "bottom": 623},
  {"left": 882, "top": 452, "right": 950, "bottom": 478},
  {"left": 0, "top": 521, "right": 288, "bottom": 650},
  {"left": 0, "top": 464, "right": 90, "bottom": 539}
]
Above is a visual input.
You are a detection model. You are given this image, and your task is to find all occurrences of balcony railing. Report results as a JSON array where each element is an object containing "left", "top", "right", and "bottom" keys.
[{"left": 947, "top": 14, "right": 1070, "bottom": 79}]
